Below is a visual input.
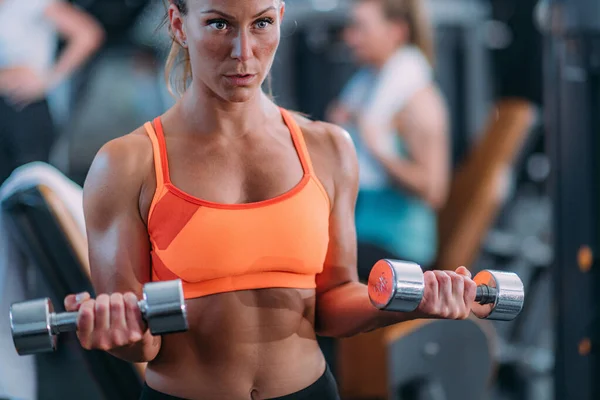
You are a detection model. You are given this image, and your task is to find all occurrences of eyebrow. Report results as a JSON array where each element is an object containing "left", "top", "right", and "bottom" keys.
[{"left": 201, "top": 6, "right": 276, "bottom": 19}]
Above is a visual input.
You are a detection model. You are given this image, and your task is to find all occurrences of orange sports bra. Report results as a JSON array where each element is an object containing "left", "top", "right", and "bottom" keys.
[{"left": 143, "top": 108, "right": 331, "bottom": 300}]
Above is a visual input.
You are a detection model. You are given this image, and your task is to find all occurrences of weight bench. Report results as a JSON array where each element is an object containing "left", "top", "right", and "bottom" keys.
[
  {"left": 337, "top": 318, "right": 494, "bottom": 400},
  {"left": 2, "top": 182, "right": 145, "bottom": 400}
]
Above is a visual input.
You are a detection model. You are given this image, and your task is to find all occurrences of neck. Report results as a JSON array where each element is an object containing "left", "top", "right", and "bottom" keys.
[
  {"left": 177, "top": 82, "right": 276, "bottom": 137},
  {"left": 372, "top": 45, "right": 405, "bottom": 70}
]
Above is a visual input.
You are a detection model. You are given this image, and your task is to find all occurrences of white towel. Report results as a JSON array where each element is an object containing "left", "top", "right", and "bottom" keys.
[
  {"left": 0, "top": 162, "right": 85, "bottom": 400},
  {"left": 361, "top": 45, "right": 433, "bottom": 157}
]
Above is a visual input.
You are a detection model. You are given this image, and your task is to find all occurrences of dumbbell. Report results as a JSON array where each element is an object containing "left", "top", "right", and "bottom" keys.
[
  {"left": 9, "top": 279, "right": 188, "bottom": 356},
  {"left": 368, "top": 259, "right": 525, "bottom": 321}
]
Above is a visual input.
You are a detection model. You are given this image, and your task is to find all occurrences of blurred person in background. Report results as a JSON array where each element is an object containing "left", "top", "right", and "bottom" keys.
[
  {"left": 0, "top": 0, "right": 104, "bottom": 184},
  {"left": 328, "top": 0, "right": 450, "bottom": 280}
]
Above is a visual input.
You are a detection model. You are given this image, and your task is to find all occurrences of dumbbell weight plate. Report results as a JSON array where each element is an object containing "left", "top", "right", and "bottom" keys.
[
  {"left": 142, "top": 280, "right": 188, "bottom": 335},
  {"left": 368, "top": 259, "right": 425, "bottom": 312},
  {"left": 472, "top": 270, "right": 525, "bottom": 321},
  {"left": 10, "top": 298, "right": 57, "bottom": 356}
]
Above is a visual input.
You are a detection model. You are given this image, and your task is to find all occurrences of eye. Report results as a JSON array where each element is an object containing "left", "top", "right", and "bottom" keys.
[
  {"left": 254, "top": 17, "right": 274, "bottom": 29},
  {"left": 207, "top": 19, "right": 229, "bottom": 30}
]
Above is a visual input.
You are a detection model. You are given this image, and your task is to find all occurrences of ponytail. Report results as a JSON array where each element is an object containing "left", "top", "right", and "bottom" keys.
[
  {"left": 381, "top": 0, "right": 436, "bottom": 67},
  {"left": 160, "top": 0, "right": 192, "bottom": 98},
  {"left": 164, "top": 40, "right": 192, "bottom": 98}
]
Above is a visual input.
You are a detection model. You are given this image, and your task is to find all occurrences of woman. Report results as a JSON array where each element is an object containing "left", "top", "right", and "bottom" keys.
[
  {"left": 66, "top": 1, "right": 474, "bottom": 399},
  {"left": 329, "top": 0, "right": 450, "bottom": 279},
  {"left": 0, "top": 0, "right": 104, "bottom": 183}
]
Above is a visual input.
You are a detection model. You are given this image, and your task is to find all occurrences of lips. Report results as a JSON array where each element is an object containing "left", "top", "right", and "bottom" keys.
[{"left": 223, "top": 74, "right": 256, "bottom": 86}]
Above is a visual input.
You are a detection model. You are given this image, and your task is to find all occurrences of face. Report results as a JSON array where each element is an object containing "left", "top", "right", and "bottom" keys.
[
  {"left": 344, "top": 1, "right": 406, "bottom": 66},
  {"left": 169, "top": 0, "right": 284, "bottom": 102}
]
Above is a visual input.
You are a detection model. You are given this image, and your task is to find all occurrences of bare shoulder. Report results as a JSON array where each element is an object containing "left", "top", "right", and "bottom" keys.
[
  {"left": 398, "top": 85, "right": 449, "bottom": 135},
  {"left": 290, "top": 113, "right": 357, "bottom": 171},
  {"left": 288, "top": 112, "right": 359, "bottom": 198},
  {"left": 83, "top": 126, "right": 154, "bottom": 212}
]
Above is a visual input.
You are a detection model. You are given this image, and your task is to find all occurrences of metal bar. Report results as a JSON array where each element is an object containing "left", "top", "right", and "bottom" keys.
[
  {"left": 50, "top": 312, "right": 79, "bottom": 334},
  {"left": 475, "top": 285, "right": 498, "bottom": 305}
]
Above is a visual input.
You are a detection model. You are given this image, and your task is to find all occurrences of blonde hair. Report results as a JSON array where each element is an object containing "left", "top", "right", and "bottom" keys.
[
  {"left": 160, "top": 0, "right": 277, "bottom": 99},
  {"left": 161, "top": 0, "right": 191, "bottom": 98},
  {"left": 361, "top": 0, "right": 436, "bottom": 66}
]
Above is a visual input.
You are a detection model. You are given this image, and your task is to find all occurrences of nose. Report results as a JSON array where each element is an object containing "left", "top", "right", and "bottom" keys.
[{"left": 231, "top": 30, "right": 252, "bottom": 61}]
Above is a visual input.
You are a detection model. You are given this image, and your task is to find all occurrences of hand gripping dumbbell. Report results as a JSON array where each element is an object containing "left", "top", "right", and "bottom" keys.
[
  {"left": 368, "top": 260, "right": 525, "bottom": 321},
  {"left": 9, "top": 279, "right": 189, "bottom": 356}
]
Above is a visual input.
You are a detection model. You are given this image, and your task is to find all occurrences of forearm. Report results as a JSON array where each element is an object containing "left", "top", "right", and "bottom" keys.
[
  {"left": 109, "top": 331, "right": 162, "bottom": 363},
  {"left": 47, "top": 30, "right": 103, "bottom": 89},
  {"left": 315, "top": 282, "right": 424, "bottom": 338},
  {"left": 378, "top": 155, "right": 432, "bottom": 200}
]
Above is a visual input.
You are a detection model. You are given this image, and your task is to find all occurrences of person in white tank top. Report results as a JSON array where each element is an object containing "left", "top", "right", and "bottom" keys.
[
  {"left": 0, "top": 0, "right": 104, "bottom": 184},
  {"left": 328, "top": 0, "right": 450, "bottom": 277},
  {"left": 0, "top": 3, "right": 103, "bottom": 398}
]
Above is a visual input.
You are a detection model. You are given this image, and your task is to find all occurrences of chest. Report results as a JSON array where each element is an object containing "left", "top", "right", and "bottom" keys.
[{"left": 165, "top": 131, "right": 307, "bottom": 205}]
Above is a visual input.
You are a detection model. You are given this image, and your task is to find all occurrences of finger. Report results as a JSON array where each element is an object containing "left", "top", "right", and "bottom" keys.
[
  {"left": 463, "top": 277, "right": 478, "bottom": 304},
  {"left": 64, "top": 292, "right": 90, "bottom": 312},
  {"left": 109, "top": 293, "right": 127, "bottom": 329},
  {"left": 109, "top": 293, "right": 128, "bottom": 348},
  {"left": 448, "top": 272, "right": 465, "bottom": 318},
  {"left": 9, "top": 93, "right": 31, "bottom": 108},
  {"left": 435, "top": 271, "right": 452, "bottom": 312},
  {"left": 2, "top": 81, "right": 20, "bottom": 93},
  {"left": 421, "top": 271, "right": 440, "bottom": 316},
  {"left": 447, "top": 271, "right": 464, "bottom": 294},
  {"left": 455, "top": 266, "right": 472, "bottom": 279},
  {"left": 94, "top": 294, "right": 111, "bottom": 332},
  {"left": 123, "top": 293, "right": 145, "bottom": 342},
  {"left": 422, "top": 270, "right": 439, "bottom": 300},
  {"left": 433, "top": 270, "right": 452, "bottom": 307},
  {"left": 6, "top": 96, "right": 28, "bottom": 111},
  {"left": 422, "top": 270, "right": 438, "bottom": 294},
  {"left": 77, "top": 300, "right": 95, "bottom": 349},
  {"left": 3, "top": 95, "right": 21, "bottom": 109}
]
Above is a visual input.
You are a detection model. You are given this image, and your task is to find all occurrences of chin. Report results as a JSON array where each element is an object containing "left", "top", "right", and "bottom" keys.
[{"left": 220, "top": 86, "right": 261, "bottom": 103}]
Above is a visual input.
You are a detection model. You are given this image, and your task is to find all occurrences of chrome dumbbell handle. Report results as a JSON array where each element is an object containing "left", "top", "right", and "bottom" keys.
[
  {"left": 475, "top": 285, "right": 498, "bottom": 305},
  {"left": 50, "top": 312, "right": 78, "bottom": 334},
  {"left": 48, "top": 300, "right": 147, "bottom": 334}
]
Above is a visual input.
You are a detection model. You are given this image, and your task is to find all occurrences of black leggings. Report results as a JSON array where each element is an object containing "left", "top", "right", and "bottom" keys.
[
  {"left": 139, "top": 365, "right": 340, "bottom": 400},
  {"left": 0, "top": 97, "right": 56, "bottom": 184}
]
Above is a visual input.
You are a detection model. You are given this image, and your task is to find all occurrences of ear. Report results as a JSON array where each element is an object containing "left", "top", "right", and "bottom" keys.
[
  {"left": 169, "top": 4, "right": 187, "bottom": 47},
  {"left": 279, "top": 1, "right": 286, "bottom": 22}
]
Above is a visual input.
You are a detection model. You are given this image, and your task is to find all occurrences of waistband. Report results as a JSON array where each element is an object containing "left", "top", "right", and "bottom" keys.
[{"left": 139, "top": 364, "right": 339, "bottom": 400}]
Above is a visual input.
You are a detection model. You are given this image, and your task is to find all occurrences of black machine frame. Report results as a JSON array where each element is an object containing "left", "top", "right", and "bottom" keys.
[{"left": 544, "top": 1, "right": 600, "bottom": 399}]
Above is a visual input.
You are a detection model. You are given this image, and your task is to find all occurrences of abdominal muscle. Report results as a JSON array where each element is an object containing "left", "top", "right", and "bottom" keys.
[{"left": 144, "top": 288, "right": 327, "bottom": 400}]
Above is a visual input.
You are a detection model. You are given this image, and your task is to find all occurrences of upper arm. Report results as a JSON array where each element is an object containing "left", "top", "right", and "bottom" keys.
[
  {"left": 44, "top": 1, "right": 104, "bottom": 42},
  {"left": 397, "top": 86, "right": 451, "bottom": 207},
  {"left": 83, "top": 134, "right": 153, "bottom": 296},
  {"left": 315, "top": 125, "right": 360, "bottom": 295}
]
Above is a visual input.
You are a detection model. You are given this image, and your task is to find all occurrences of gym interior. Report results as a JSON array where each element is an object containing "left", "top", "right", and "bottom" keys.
[{"left": 0, "top": 0, "right": 597, "bottom": 399}]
